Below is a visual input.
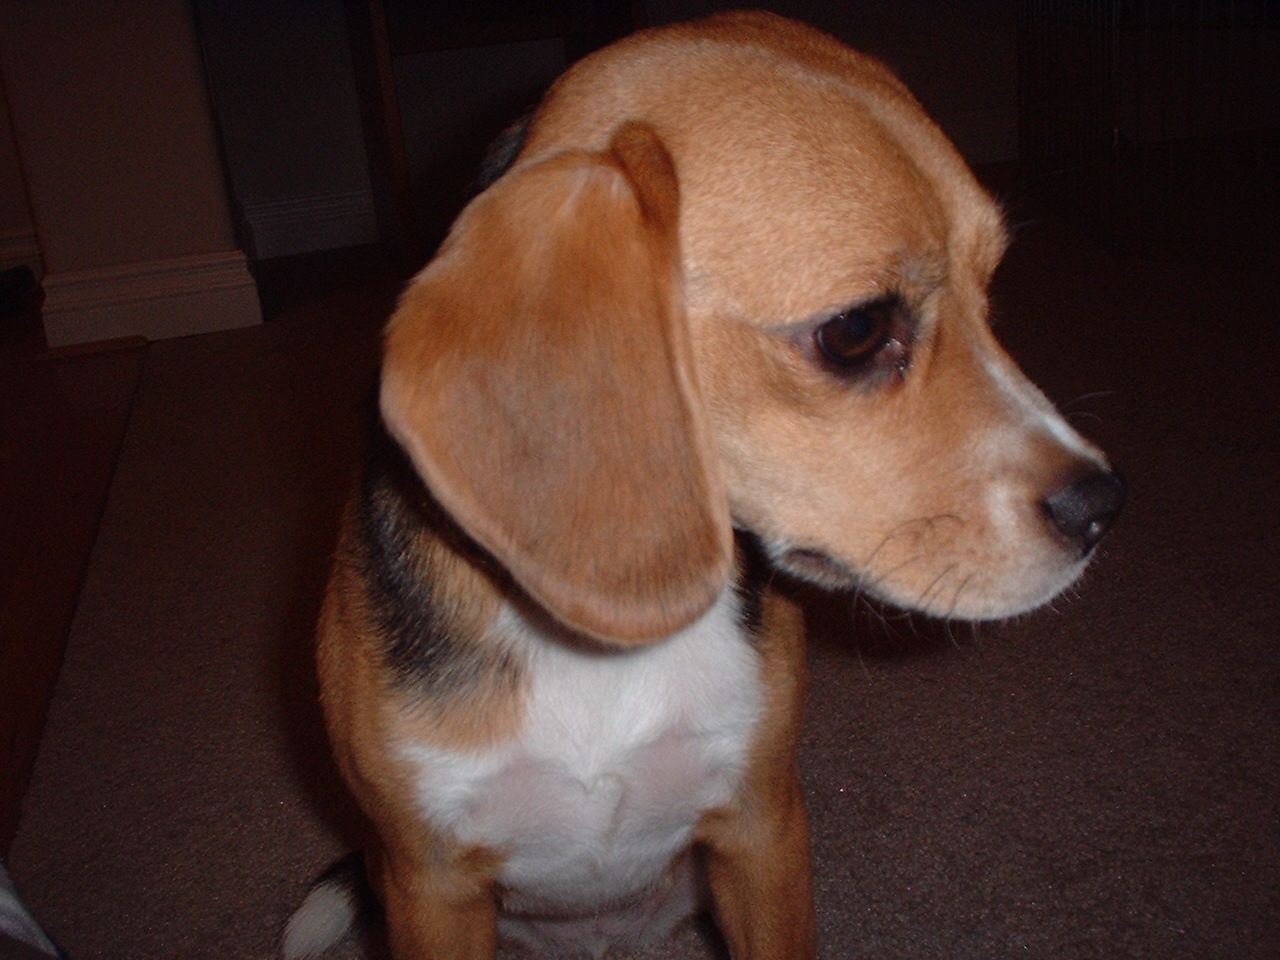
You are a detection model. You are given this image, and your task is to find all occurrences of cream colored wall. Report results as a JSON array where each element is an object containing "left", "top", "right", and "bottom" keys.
[
  {"left": 0, "top": 0, "right": 261, "bottom": 345},
  {"left": 2, "top": 0, "right": 234, "bottom": 273}
]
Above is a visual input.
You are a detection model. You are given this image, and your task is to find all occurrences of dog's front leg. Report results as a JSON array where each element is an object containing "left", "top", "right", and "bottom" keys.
[
  {"left": 700, "top": 778, "right": 817, "bottom": 960},
  {"left": 370, "top": 840, "right": 500, "bottom": 960},
  {"left": 697, "top": 586, "right": 816, "bottom": 959}
]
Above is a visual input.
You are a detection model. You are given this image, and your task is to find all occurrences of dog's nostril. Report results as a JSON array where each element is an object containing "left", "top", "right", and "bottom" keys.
[{"left": 1042, "top": 468, "right": 1126, "bottom": 555}]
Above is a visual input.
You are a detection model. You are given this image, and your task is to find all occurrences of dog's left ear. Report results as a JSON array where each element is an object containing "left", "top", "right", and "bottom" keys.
[{"left": 381, "top": 123, "right": 733, "bottom": 645}]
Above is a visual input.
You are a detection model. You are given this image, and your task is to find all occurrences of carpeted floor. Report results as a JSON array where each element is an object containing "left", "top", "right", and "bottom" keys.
[{"left": 6, "top": 200, "right": 1278, "bottom": 958}]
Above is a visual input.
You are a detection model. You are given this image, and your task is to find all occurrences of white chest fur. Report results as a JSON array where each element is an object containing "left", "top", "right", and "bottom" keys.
[{"left": 397, "top": 586, "right": 763, "bottom": 917}]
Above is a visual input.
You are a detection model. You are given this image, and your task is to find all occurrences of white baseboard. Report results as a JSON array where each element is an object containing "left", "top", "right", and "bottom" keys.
[
  {"left": 42, "top": 250, "right": 262, "bottom": 347},
  {"left": 242, "top": 190, "right": 379, "bottom": 259},
  {"left": 0, "top": 230, "right": 42, "bottom": 275}
]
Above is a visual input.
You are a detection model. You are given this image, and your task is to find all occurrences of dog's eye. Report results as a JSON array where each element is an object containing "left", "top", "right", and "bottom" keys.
[
  {"left": 815, "top": 306, "right": 887, "bottom": 366},
  {"left": 813, "top": 297, "right": 907, "bottom": 378}
]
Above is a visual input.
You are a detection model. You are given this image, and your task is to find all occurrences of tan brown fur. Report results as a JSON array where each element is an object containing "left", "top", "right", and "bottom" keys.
[
  {"left": 500, "top": 12, "right": 1102, "bottom": 620},
  {"left": 318, "top": 504, "right": 522, "bottom": 756},
  {"left": 316, "top": 513, "right": 518, "bottom": 959},
  {"left": 381, "top": 124, "right": 731, "bottom": 646},
  {"left": 301, "top": 11, "right": 1122, "bottom": 960},
  {"left": 696, "top": 586, "right": 815, "bottom": 959}
]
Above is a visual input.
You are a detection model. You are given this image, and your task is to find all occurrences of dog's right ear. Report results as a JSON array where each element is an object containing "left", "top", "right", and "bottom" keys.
[{"left": 380, "top": 124, "right": 733, "bottom": 646}]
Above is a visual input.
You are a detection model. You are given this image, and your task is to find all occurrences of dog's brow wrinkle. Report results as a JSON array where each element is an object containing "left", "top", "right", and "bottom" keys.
[{"left": 902, "top": 255, "right": 947, "bottom": 293}]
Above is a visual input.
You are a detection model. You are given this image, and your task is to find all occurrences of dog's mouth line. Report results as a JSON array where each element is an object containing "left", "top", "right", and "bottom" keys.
[
  {"left": 776, "top": 546, "right": 862, "bottom": 589},
  {"left": 774, "top": 538, "right": 1099, "bottom": 623}
]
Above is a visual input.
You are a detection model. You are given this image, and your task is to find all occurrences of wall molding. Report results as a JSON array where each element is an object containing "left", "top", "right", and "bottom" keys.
[
  {"left": 42, "top": 250, "right": 262, "bottom": 347},
  {"left": 241, "top": 189, "right": 378, "bottom": 259},
  {"left": 0, "top": 230, "right": 42, "bottom": 274}
]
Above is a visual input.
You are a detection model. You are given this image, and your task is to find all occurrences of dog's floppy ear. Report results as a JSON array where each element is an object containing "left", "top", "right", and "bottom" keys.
[{"left": 381, "top": 123, "right": 732, "bottom": 645}]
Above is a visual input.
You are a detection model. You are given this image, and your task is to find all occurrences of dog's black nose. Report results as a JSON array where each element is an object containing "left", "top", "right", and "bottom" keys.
[{"left": 1043, "top": 468, "right": 1126, "bottom": 555}]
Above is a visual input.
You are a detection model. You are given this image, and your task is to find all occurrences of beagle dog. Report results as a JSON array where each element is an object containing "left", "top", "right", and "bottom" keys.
[{"left": 283, "top": 11, "right": 1123, "bottom": 960}]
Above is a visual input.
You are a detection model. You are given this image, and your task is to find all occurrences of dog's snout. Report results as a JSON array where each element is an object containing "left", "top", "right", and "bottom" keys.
[{"left": 1042, "top": 468, "right": 1126, "bottom": 555}]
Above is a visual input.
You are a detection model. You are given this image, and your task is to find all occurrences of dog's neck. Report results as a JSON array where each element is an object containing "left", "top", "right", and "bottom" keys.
[{"left": 356, "top": 415, "right": 771, "bottom": 690}]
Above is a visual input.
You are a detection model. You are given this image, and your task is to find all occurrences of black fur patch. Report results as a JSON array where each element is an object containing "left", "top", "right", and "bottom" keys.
[
  {"left": 734, "top": 530, "right": 772, "bottom": 642},
  {"left": 357, "top": 417, "right": 765, "bottom": 694},
  {"left": 356, "top": 107, "right": 534, "bottom": 687},
  {"left": 354, "top": 413, "right": 515, "bottom": 694},
  {"left": 473, "top": 110, "right": 534, "bottom": 193}
]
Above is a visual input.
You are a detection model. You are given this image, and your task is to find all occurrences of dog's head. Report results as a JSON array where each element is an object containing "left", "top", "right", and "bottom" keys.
[{"left": 380, "top": 12, "right": 1124, "bottom": 645}]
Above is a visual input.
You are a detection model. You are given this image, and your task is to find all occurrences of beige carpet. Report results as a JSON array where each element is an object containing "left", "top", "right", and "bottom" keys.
[{"left": 8, "top": 218, "right": 1279, "bottom": 958}]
